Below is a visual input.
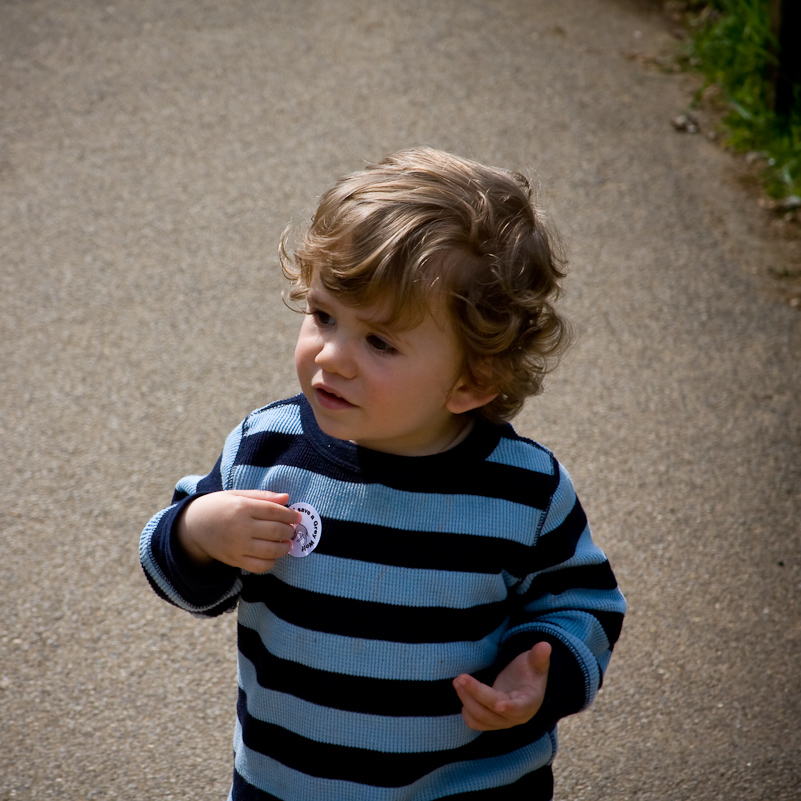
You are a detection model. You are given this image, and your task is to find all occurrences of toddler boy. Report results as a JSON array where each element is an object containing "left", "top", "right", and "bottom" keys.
[{"left": 140, "top": 147, "right": 626, "bottom": 800}]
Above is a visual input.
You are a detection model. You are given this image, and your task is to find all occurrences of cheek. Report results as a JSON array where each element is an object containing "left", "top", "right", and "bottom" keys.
[
  {"left": 294, "top": 326, "right": 316, "bottom": 374},
  {"left": 371, "top": 367, "right": 421, "bottom": 405}
]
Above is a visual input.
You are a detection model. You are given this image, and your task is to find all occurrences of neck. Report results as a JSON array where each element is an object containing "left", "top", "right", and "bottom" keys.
[
  {"left": 440, "top": 415, "right": 475, "bottom": 452},
  {"left": 349, "top": 416, "right": 476, "bottom": 457}
]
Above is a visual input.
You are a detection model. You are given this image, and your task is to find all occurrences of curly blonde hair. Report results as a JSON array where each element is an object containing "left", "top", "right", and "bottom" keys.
[{"left": 281, "top": 147, "right": 572, "bottom": 424}]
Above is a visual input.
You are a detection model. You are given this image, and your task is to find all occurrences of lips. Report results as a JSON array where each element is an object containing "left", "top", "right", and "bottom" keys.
[{"left": 313, "top": 385, "right": 356, "bottom": 410}]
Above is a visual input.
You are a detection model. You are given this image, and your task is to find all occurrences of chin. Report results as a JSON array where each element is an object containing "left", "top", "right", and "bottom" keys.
[{"left": 309, "top": 409, "right": 354, "bottom": 443}]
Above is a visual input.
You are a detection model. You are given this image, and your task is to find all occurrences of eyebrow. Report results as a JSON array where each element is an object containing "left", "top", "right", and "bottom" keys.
[
  {"left": 304, "top": 288, "right": 326, "bottom": 308},
  {"left": 307, "top": 287, "right": 411, "bottom": 340}
]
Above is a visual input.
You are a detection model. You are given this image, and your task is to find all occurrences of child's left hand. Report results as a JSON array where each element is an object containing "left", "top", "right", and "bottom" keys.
[{"left": 452, "top": 641, "right": 552, "bottom": 731}]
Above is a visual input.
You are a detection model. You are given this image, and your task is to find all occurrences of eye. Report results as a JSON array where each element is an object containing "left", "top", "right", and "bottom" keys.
[
  {"left": 309, "top": 308, "right": 334, "bottom": 327},
  {"left": 366, "top": 334, "right": 396, "bottom": 354}
]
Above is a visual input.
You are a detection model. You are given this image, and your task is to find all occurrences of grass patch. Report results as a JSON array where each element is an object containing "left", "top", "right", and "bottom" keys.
[{"left": 683, "top": 1, "right": 801, "bottom": 200}]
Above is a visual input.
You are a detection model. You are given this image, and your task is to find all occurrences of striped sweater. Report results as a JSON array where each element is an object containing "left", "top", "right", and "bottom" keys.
[{"left": 140, "top": 394, "right": 625, "bottom": 800}]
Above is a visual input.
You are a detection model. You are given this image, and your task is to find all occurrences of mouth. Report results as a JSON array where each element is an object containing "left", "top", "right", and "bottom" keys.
[{"left": 313, "top": 385, "right": 357, "bottom": 410}]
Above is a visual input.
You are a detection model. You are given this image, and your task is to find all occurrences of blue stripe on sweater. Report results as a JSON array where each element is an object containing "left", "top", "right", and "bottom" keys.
[
  {"left": 173, "top": 474, "right": 207, "bottom": 497},
  {"left": 244, "top": 402, "right": 304, "bottom": 437},
  {"left": 523, "top": 587, "right": 628, "bottom": 619},
  {"left": 486, "top": 435, "right": 554, "bottom": 475},
  {"left": 270, "top": 554, "right": 512, "bottom": 607},
  {"left": 221, "top": 423, "right": 245, "bottom": 486},
  {"left": 228, "top": 464, "right": 543, "bottom": 540},
  {"left": 531, "top": 609, "right": 615, "bottom": 656}
]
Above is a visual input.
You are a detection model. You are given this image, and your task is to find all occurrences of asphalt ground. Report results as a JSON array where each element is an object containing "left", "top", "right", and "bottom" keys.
[{"left": 1, "top": 1, "right": 799, "bottom": 799}]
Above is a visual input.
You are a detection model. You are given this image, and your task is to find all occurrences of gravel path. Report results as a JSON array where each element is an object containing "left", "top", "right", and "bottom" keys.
[{"left": 1, "top": 1, "right": 799, "bottom": 799}]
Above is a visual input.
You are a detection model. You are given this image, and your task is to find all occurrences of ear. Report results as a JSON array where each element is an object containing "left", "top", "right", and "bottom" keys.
[{"left": 446, "top": 376, "right": 499, "bottom": 415}]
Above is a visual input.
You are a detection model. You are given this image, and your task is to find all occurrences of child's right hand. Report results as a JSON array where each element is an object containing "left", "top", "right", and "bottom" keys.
[{"left": 176, "top": 490, "right": 302, "bottom": 573}]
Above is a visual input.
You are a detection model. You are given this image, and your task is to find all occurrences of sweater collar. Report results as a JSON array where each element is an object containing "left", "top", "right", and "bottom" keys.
[{"left": 295, "top": 393, "right": 504, "bottom": 475}]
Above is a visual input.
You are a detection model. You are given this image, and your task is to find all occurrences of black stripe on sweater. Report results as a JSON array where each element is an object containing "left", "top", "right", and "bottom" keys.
[
  {"left": 240, "top": 575, "right": 510, "bottom": 644},
  {"left": 527, "top": 561, "right": 620, "bottom": 599},
  {"left": 316, "top": 519, "right": 535, "bottom": 575},
  {"left": 231, "top": 752, "right": 554, "bottom": 800},
  {"left": 533, "top": 499, "right": 588, "bottom": 571}
]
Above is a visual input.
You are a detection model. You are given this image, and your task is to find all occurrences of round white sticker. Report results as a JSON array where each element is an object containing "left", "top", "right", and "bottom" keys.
[{"left": 288, "top": 502, "right": 322, "bottom": 558}]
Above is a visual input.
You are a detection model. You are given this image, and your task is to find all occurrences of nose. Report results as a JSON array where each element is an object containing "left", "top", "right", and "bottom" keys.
[{"left": 315, "top": 334, "right": 357, "bottom": 379}]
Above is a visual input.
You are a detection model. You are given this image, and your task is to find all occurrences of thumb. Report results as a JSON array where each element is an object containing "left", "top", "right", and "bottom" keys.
[
  {"left": 528, "top": 641, "right": 552, "bottom": 676},
  {"left": 230, "top": 489, "right": 290, "bottom": 503}
]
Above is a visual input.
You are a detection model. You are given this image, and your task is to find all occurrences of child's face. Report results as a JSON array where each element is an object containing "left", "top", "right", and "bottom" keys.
[{"left": 295, "top": 276, "right": 488, "bottom": 456}]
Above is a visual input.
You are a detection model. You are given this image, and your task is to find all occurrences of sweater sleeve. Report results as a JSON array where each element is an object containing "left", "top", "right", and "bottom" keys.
[
  {"left": 498, "top": 459, "right": 626, "bottom": 727},
  {"left": 138, "top": 419, "right": 247, "bottom": 617}
]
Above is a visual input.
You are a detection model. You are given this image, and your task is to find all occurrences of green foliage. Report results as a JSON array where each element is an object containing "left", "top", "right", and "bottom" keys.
[{"left": 688, "top": 1, "right": 801, "bottom": 199}]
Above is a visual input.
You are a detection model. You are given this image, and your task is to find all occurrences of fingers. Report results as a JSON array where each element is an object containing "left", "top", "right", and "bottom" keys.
[
  {"left": 181, "top": 491, "right": 303, "bottom": 570},
  {"left": 230, "top": 491, "right": 303, "bottom": 527},
  {"left": 453, "top": 642, "right": 553, "bottom": 731},
  {"left": 453, "top": 675, "right": 517, "bottom": 731},
  {"left": 230, "top": 491, "right": 301, "bottom": 570},
  {"left": 240, "top": 539, "right": 293, "bottom": 574},
  {"left": 453, "top": 673, "right": 500, "bottom": 710}
]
